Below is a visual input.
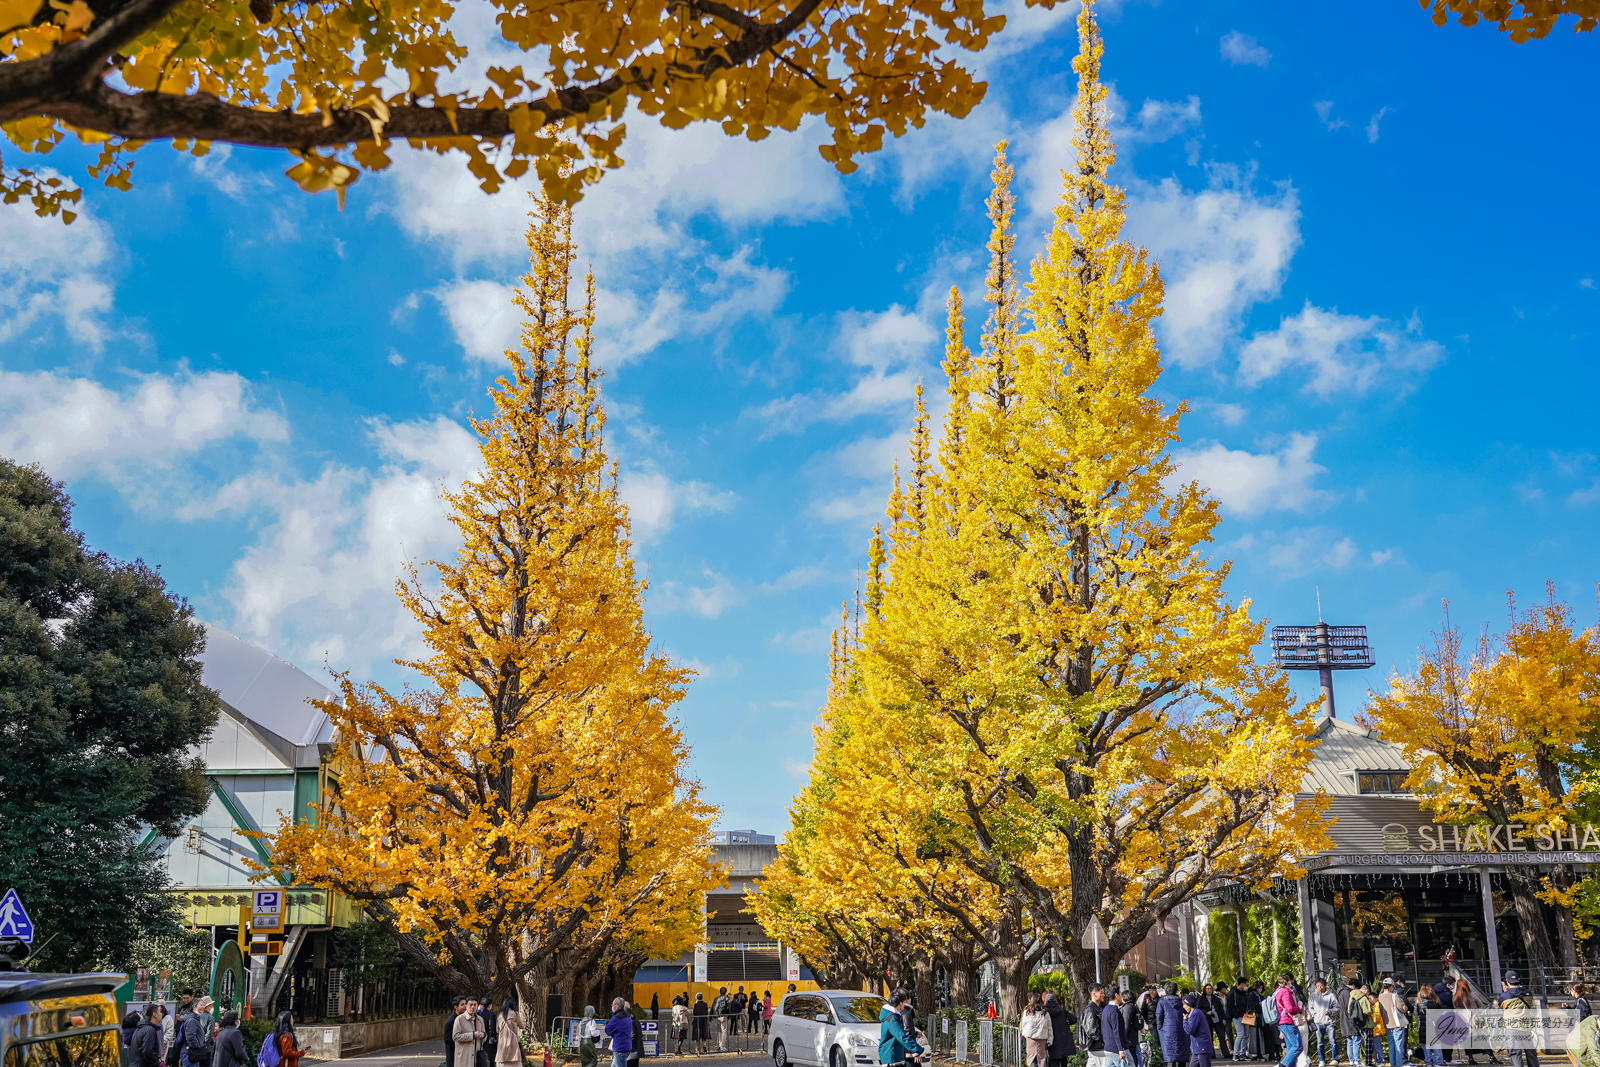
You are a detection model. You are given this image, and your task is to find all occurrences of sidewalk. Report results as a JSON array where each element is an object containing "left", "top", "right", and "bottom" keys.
[{"left": 305, "top": 1038, "right": 445, "bottom": 1067}]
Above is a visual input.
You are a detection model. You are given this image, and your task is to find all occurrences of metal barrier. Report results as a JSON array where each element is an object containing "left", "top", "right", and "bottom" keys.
[{"left": 554, "top": 1010, "right": 767, "bottom": 1057}]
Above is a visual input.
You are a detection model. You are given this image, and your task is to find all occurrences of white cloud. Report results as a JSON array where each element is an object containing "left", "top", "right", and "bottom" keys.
[
  {"left": 1313, "top": 101, "right": 1350, "bottom": 132},
  {"left": 1122, "top": 167, "right": 1302, "bottom": 367},
  {"left": 650, "top": 569, "right": 746, "bottom": 618},
  {"left": 202, "top": 416, "right": 482, "bottom": 675},
  {"left": 1581, "top": 277, "right": 1596, "bottom": 290},
  {"left": 1231, "top": 526, "right": 1393, "bottom": 578},
  {"left": 0, "top": 367, "right": 288, "bottom": 491},
  {"left": 1171, "top": 432, "right": 1333, "bottom": 518},
  {"left": 1238, "top": 302, "right": 1445, "bottom": 395},
  {"left": 380, "top": 111, "right": 843, "bottom": 274},
  {"left": 780, "top": 757, "right": 810, "bottom": 779},
  {"left": 1366, "top": 107, "right": 1392, "bottom": 143},
  {"left": 620, "top": 471, "right": 738, "bottom": 543},
  {"left": 1220, "top": 31, "right": 1271, "bottom": 67},
  {"left": 0, "top": 199, "right": 119, "bottom": 352},
  {"left": 438, "top": 279, "right": 521, "bottom": 363},
  {"left": 751, "top": 306, "right": 936, "bottom": 435}
]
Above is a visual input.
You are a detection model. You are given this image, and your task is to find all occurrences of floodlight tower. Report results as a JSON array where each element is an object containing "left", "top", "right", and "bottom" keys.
[{"left": 1270, "top": 594, "right": 1374, "bottom": 719}]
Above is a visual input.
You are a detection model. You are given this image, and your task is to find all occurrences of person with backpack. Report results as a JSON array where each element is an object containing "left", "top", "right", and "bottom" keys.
[
  {"left": 261, "top": 1011, "right": 304, "bottom": 1067},
  {"left": 732, "top": 989, "right": 748, "bottom": 1035},
  {"left": 1499, "top": 972, "right": 1538, "bottom": 1067},
  {"left": 1270, "top": 976, "right": 1304, "bottom": 1067},
  {"left": 1571, "top": 985, "right": 1592, "bottom": 1023},
  {"left": 711, "top": 989, "right": 732, "bottom": 1052},
  {"left": 1121, "top": 988, "right": 1144, "bottom": 1067},
  {"left": 879, "top": 990, "right": 917, "bottom": 1067}
]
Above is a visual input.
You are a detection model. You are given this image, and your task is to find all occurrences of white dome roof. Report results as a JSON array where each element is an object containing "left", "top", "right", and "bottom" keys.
[{"left": 196, "top": 622, "right": 337, "bottom": 761}]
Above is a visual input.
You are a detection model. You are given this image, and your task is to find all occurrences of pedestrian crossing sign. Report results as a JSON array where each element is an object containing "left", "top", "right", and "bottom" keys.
[{"left": 0, "top": 889, "right": 34, "bottom": 942}]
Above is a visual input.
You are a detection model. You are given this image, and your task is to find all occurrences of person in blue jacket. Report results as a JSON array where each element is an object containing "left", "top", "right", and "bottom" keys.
[
  {"left": 880, "top": 990, "right": 917, "bottom": 1065},
  {"left": 604, "top": 999, "right": 634, "bottom": 1067},
  {"left": 1181, "top": 996, "right": 1213, "bottom": 1067},
  {"left": 1155, "top": 984, "right": 1188, "bottom": 1067}
]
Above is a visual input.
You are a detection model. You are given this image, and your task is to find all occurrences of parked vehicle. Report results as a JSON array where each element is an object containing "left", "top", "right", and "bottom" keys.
[
  {"left": 767, "top": 991, "right": 927, "bottom": 1067},
  {"left": 0, "top": 971, "right": 128, "bottom": 1067}
]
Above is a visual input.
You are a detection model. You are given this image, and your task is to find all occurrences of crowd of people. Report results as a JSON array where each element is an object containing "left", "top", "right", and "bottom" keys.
[{"left": 118, "top": 990, "right": 304, "bottom": 1067}]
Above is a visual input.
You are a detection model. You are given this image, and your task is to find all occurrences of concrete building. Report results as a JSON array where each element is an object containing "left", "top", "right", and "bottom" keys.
[{"left": 630, "top": 835, "right": 819, "bottom": 1008}]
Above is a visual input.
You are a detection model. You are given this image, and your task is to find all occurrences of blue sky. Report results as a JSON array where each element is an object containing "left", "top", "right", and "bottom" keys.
[{"left": 2, "top": 0, "right": 1597, "bottom": 834}]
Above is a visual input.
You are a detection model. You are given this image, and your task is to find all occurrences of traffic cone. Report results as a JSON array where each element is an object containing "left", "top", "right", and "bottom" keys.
[{"left": 543, "top": 1048, "right": 552, "bottom": 1067}]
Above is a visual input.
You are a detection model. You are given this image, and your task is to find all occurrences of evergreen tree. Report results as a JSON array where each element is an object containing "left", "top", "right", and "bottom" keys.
[{"left": 0, "top": 459, "right": 220, "bottom": 971}]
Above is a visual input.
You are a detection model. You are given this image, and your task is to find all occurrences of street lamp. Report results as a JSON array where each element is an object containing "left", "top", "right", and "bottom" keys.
[{"left": 1270, "top": 621, "right": 1374, "bottom": 719}]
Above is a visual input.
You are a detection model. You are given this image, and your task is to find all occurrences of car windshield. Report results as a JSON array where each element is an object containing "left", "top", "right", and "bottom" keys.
[{"left": 829, "top": 996, "right": 886, "bottom": 1024}]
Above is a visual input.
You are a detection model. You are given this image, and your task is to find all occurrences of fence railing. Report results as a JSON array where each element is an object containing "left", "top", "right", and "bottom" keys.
[
  {"left": 550, "top": 1010, "right": 772, "bottom": 1056},
  {"left": 280, "top": 966, "right": 452, "bottom": 1023}
]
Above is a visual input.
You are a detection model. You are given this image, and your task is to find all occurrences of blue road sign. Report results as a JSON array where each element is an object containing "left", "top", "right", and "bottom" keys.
[{"left": 0, "top": 889, "right": 34, "bottom": 942}]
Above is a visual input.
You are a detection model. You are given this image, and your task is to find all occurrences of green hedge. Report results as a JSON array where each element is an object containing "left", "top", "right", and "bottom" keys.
[{"left": 1207, "top": 912, "right": 1240, "bottom": 988}]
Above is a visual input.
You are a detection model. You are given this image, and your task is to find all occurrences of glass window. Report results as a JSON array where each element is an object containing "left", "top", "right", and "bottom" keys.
[
  {"left": 828, "top": 997, "right": 885, "bottom": 1024},
  {"left": 1358, "top": 772, "right": 1409, "bottom": 794},
  {"left": 786, "top": 996, "right": 826, "bottom": 1021},
  {"left": 5, "top": 1028, "right": 121, "bottom": 1067}
]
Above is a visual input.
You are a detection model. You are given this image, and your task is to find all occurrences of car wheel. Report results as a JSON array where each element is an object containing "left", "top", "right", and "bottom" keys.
[
  {"left": 830, "top": 1047, "right": 846, "bottom": 1067},
  {"left": 773, "top": 1041, "right": 787, "bottom": 1067}
]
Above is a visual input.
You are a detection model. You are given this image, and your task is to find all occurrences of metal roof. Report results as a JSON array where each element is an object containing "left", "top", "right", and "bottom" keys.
[
  {"left": 1301, "top": 715, "right": 1414, "bottom": 796},
  {"left": 196, "top": 623, "right": 336, "bottom": 765}
]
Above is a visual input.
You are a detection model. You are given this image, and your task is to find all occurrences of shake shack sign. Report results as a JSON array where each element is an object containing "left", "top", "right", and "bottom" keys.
[
  {"left": 1298, "top": 795, "right": 1600, "bottom": 865},
  {"left": 1417, "top": 822, "right": 1600, "bottom": 853}
]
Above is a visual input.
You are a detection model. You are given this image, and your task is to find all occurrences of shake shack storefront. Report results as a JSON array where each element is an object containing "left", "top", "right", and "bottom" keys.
[{"left": 1295, "top": 791, "right": 1600, "bottom": 992}]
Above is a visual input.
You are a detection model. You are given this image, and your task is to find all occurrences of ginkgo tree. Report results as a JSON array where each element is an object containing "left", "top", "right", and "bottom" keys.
[
  {"left": 1363, "top": 586, "right": 1600, "bottom": 970},
  {"left": 267, "top": 187, "right": 720, "bottom": 1018},
  {"left": 767, "top": 0, "right": 1333, "bottom": 1015},
  {"left": 0, "top": 0, "right": 1020, "bottom": 220},
  {"left": 1422, "top": 0, "right": 1596, "bottom": 41}
]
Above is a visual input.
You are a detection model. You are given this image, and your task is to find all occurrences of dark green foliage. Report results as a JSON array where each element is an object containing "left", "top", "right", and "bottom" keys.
[{"left": 0, "top": 458, "right": 220, "bottom": 972}]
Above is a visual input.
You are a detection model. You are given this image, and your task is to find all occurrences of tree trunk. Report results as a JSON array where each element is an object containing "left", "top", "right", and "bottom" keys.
[
  {"left": 914, "top": 952, "right": 934, "bottom": 1017},
  {"left": 1507, "top": 869, "right": 1558, "bottom": 970},
  {"left": 993, "top": 949, "right": 1029, "bottom": 1022},
  {"left": 1548, "top": 866, "right": 1581, "bottom": 969},
  {"left": 945, "top": 939, "right": 974, "bottom": 1009}
]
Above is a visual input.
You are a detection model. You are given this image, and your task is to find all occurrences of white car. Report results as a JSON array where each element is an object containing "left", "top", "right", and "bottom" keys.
[{"left": 767, "top": 991, "right": 925, "bottom": 1067}]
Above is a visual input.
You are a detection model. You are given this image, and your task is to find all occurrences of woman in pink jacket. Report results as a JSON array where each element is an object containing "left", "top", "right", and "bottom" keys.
[{"left": 1272, "top": 976, "right": 1304, "bottom": 1067}]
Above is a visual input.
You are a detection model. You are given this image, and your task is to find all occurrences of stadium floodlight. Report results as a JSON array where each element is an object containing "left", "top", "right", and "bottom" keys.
[{"left": 1270, "top": 621, "right": 1374, "bottom": 719}]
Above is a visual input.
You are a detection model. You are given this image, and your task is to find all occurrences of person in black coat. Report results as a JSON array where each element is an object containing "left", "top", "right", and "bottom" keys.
[
  {"left": 1121, "top": 992, "right": 1144, "bottom": 1067},
  {"left": 1045, "top": 992, "right": 1075, "bottom": 1066},
  {"left": 446, "top": 998, "right": 465, "bottom": 1067},
  {"left": 213, "top": 1013, "right": 248, "bottom": 1067},
  {"left": 131, "top": 1006, "right": 165, "bottom": 1067}
]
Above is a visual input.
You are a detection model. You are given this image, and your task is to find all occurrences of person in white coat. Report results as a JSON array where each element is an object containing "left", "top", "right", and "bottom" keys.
[{"left": 1022, "top": 994, "right": 1055, "bottom": 1067}]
